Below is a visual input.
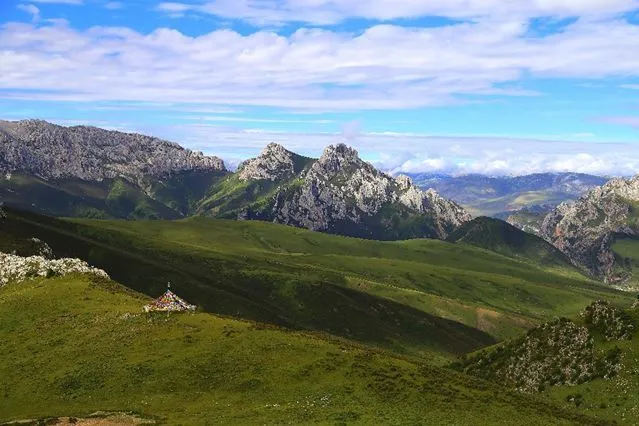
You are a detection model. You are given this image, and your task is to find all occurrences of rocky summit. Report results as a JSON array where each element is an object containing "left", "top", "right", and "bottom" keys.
[
  {"left": 0, "top": 119, "right": 226, "bottom": 184},
  {"left": 541, "top": 175, "right": 639, "bottom": 285},
  {"left": 237, "top": 142, "right": 311, "bottom": 182},
  {"left": 243, "top": 143, "right": 471, "bottom": 240}
]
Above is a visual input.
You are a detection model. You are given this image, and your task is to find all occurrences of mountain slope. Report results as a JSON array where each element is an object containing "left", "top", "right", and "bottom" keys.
[
  {"left": 541, "top": 176, "right": 639, "bottom": 287},
  {"left": 1, "top": 206, "right": 632, "bottom": 352},
  {"left": 0, "top": 119, "right": 225, "bottom": 182},
  {"left": 411, "top": 173, "right": 608, "bottom": 217},
  {"left": 0, "top": 275, "right": 605, "bottom": 425},
  {"left": 447, "top": 217, "right": 575, "bottom": 269},
  {"left": 0, "top": 206, "right": 495, "bottom": 361}
]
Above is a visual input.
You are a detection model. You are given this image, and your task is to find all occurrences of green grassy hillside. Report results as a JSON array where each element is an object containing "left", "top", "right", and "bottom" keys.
[
  {"left": 1, "top": 207, "right": 632, "bottom": 358},
  {"left": 447, "top": 217, "right": 575, "bottom": 268},
  {"left": 612, "top": 236, "right": 639, "bottom": 289},
  {"left": 0, "top": 275, "right": 609, "bottom": 425},
  {"left": 0, "top": 208, "right": 496, "bottom": 363},
  {"left": 0, "top": 171, "right": 227, "bottom": 220}
]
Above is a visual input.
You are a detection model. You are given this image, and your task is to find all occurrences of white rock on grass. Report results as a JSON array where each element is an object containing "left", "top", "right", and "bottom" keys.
[{"left": 0, "top": 252, "right": 109, "bottom": 286}]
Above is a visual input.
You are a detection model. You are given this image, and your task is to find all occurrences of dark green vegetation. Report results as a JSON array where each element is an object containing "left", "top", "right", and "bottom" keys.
[
  {"left": 1, "top": 207, "right": 633, "bottom": 359},
  {"left": 0, "top": 275, "right": 611, "bottom": 425},
  {"left": 612, "top": 236, "right": 639, "bottom": 289},
  {"left": 0, "top": 171, "right": 228, "bottom": 220},
  {"left": 448, "top": 217, "right": 574, "bottom": 268}
]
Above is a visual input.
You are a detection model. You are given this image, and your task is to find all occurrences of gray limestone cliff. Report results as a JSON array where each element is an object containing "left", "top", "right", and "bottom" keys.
[
  {"left": 541, "top": 176, "right": 639, "bottom": 285},
  {"left": 0, "top": 119, "right": 226, "bottom": 185}
]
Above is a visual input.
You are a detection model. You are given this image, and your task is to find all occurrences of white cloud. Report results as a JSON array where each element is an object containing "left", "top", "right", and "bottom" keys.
[
  {"left": 156, "top": 0, "right": 639, "bottom": 25},
  {"left": 104, "top": 2, "right": 123, "bottom": 10},
  {"left": 621, "top": 84, "right": 639, "bottom": 90},
  {"left": 598, "top": 116, "right": 639, "bottom": 127},
  {"left": 2, "top": 18, "right": 639, "bottom": 110},
  {"left": 29, "top": 0, "right": 82, "bottom": 4},
  {"left": 17, "top": 4, "right": 40, "bottom": 22},
  {"left": 182, "top": 115, "right": 333, "bottom": 124},
  {"left": 123, "top": 122, "right": 637, "bottom": 176}
]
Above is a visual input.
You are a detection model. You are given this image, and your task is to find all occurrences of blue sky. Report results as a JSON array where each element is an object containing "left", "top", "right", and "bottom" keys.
[{"left": 1, "top": 0, "right": 639, "bottom": 175}]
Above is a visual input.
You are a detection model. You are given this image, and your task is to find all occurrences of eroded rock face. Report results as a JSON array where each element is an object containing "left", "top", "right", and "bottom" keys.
[
  {"left": 237, "top": 143, "right": 301, "bottom": 182},
  {"left": 0, "top": 119, "right": 226, "bottom": 184},
  {"left": 540, "top": 176, "right": 639, "bottom": 284},
  {"left": 265, "top": 144, "right": 471, "bottom": 239}
]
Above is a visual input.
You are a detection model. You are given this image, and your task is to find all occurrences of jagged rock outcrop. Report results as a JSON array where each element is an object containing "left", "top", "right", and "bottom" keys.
[
  {"left": 541, "top": 176, "right": 639, "bottom": 285},
  {"left": 237, "top": 143, "right": 310, "bottom": 182},
  {"left": 0, "top": 252, "right": 109, "bottom": 287},
  {"left": 262, "top": 144, "right": 470, "bottom": 240},
  {"left": 0, "top": 119, "right": 226, "bottom": 184}
]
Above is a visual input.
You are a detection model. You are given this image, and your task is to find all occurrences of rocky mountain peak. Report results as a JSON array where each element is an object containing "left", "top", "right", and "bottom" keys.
[
  {"left": 315, "top": 143, "right": 363, "bottom": 175},
  {"left": 395, "top": 175, "right": 414, "bottom": 191},
  {"left": 595, "top": 175, "right": 639, "bottom": 200},
  {"left": 541, "top": 174, "right": 639, "bottom": 285},
  {"left": 237, "top": 142, "right": 299, "bottom": 182}
]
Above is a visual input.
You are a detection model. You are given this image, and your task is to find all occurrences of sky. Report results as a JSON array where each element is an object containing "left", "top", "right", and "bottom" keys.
[{"left": 1, "top": 0, "right": 639, "bottom": 176}]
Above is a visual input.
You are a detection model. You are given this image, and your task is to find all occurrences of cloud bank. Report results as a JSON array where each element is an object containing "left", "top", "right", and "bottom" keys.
[{"left": 2, "top": 17, "right": 639, "bottom": 110}]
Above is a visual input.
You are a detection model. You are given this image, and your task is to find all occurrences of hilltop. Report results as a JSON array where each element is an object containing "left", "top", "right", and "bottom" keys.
[
  {"left": 447, "top": 216, "right": 574, "bottom": 269},
  {"left": 452, "top": 300, "right": 639, "bottom": 424}
]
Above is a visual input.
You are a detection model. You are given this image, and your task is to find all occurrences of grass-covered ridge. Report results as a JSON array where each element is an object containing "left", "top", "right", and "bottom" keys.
[
  {"left": 2, "top": 207, "right": 633, "bottom": 357},
  {"left": 0, "top": 275, "right": 610, "bottom": 425},
  {"left": 447, "top": 216, "right": 575, "bottom": 268}
]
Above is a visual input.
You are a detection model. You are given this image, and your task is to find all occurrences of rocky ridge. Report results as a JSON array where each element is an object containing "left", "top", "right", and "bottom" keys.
[
  {"left": 0, "top": 119, "right": 226, "bottom": 184},
  {"left": 256, "top": 144, "right": 471, "bottom": 239},
  {"left": 541, "top": 175, "right": 639, "bottom": 285},
  {"left": 454, "top": 301, "right": 632, "bottom": 393}
]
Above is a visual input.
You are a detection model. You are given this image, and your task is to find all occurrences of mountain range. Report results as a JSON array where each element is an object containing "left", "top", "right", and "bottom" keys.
[
  {"left": 0, "top": 119, "right": 469, "bottom": 240},
  {"left": 409, "top": 172, "right": 608, "bottom": 217},
  {"left": 2, "top": 119, "right": 639, "bottom": 288}
]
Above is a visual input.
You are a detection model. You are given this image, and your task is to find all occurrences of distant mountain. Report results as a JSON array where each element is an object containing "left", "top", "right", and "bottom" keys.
[
  {"left": 541, "top": 176, "right": 639, "bottom": 287},
  {"left": 0, "top": 119, "right": 225, "bottom": 182},
  {"left": 0, "top": 120, "right": 470, "bottom": 241},
  {"left": 0, "top": 119, "right": 228, "bottom": 219},
  {"left": 447, "top": 216, "right": 575, "bottom": 269},
  {"left": 501, "top": 204, "right": 556, "bottom": 236},
  {"left": 408, "top": 172, "right": 608, "bottom": 217}
]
